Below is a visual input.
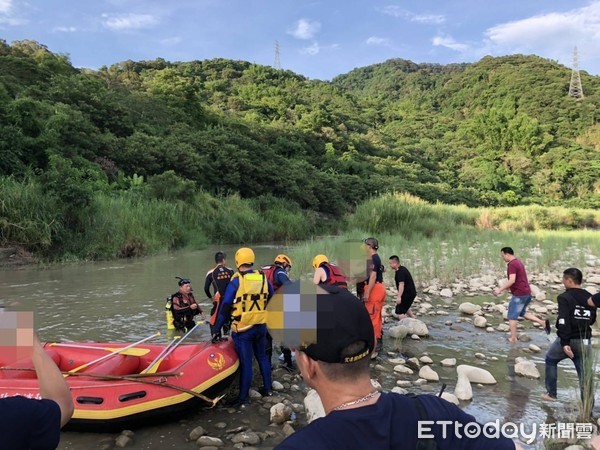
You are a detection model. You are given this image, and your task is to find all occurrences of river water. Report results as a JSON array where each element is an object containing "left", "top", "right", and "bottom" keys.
[{"left": 0, "top": 248, "right": 596, "bottom": 449}]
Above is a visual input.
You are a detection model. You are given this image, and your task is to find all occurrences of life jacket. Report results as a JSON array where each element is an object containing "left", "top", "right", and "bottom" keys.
[
  {"left": 320, "top": 263, "right": 348, "bottom": 290},
  {"left": 230, "top": 271, "right": 269, "bottom": 333},
  {"left": 261, "top": 264, "right": 280, "bottom": 289},
  {"left": 170, "top": 292, "right": 199, "bottom": 315}
]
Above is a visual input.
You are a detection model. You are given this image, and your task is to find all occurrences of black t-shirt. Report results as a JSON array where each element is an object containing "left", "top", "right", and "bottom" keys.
[
  {"left": 368, "top": 253, "right": 384, "bottom": 283},
  {"left": 394, "top": 266, "right": 417, "bottom": 300},
  {"left": 0, "top": 396, "right": 62, "bottom": 450},
  {"left": 276, "top": 392, "right": 515, "bottom": 450},
  {"left": 556, "top": 287, "right": 595, "bottom": 346}
]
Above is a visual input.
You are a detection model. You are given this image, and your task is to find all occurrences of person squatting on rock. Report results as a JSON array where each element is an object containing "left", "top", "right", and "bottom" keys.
[
  {"left": 262, "top": 254, "right": 294, "bottom": 370},
  {"left": 542, "top": 268, "right": 596, "bottom": 402},
  {"left": 388, "top": 255, "right": 417, "bottom": 319},
  {"left": 493, "top": 247, "right": 550, "bottom": 343},
  {"left": 170, "top": 277, "right": 204, "bottom": 332},
  {"left": 205, "top": 251, "right": 234, "bottom": 335},
  {"left": 213, "top": 247, "right": 274, "bottom": 406},
  {"left": 275, "top": 285, "right": 521, "bottom": 450}
]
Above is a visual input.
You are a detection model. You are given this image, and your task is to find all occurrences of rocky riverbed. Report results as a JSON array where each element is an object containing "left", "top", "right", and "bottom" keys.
[{"left": 58, "top": 256, "right": 600, "bottom": 449}]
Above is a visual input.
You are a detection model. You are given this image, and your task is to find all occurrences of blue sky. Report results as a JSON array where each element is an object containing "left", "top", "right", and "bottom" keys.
[{"left": 1, "top": 0, "right": 599, "bottom": 80}]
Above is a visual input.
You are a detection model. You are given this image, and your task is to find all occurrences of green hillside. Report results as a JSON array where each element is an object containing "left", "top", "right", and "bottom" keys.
[{"left": 1, "top": 40, "right": 599, "bottom": 259}]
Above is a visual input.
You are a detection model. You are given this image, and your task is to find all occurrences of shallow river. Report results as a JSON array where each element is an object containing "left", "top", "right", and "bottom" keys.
[{"left": 0, "top": 248, "right": 596, "bottom": 449}]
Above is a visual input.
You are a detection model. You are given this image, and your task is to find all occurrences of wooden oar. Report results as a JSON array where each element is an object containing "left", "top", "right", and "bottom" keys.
[
  {"left": 142, "top": 323, "right": 200, "bottom": 374},
  {"left": 48, "top": 343, "right": 150, "bottom": 357},
  {"left": 64, "top": 332, "right": 160, "bottom": 377},
  {"left": 141, "top": 336, "right": 181, "bottom": 374}
]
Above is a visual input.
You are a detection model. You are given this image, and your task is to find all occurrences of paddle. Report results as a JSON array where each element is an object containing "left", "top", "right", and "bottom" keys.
[
  {"left": 64, "top": 332, "right": 160, "bottom": 377},
  {"left": 141, "top": 323, "right": 200, "bottom": 374},
  {"left": 48, "top": 343, "right": 150, "bottom": 357},
  {"left": 141, "top": 336, "right": 181, "bottom": 374}
]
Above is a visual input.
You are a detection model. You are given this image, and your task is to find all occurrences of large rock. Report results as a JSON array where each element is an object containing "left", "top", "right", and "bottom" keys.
[
  {"left": 441, "top": 358, "right": 456, "bottom": 367},
  {"left": 419, "top": 366, "right": 439, "bottom": 381},
  {"left": 398, "top": 318, "right": 429, "bottom": 336},
  {"left": 458, "top": 302, "right": 481, "bottom": 315},
  {"left": 270, "top": 403, "right": 292, "bottom": 424},
  {"left": 473, "top": 316, "right": 487, "bottom": 328},
  {"left": 388, "top": 325, "right": 409, "bottom": 339},
  {"left": 394, "top": 365, "right": 414, "bottom": 375},
  {"left": 440, "top": 392, "right": 459, "bottom": 405},
  {"left": 456, "top": 365, "right": 497, "bottom": 384},
  {"left": 196, "top": 436, "right": 225, "bottom": 447},
  {"left": 304, "top": 389, "right": 325, "bottom": 423},
  {"left": 231, "top": 431, "right": 261, "bottom": 445},
  {"left": 455, "top": 365, "right": 497, "bottom": 401},
  {"left": 440, "top": 288, "right": 453, "bottom": 298},
  {"left": 514, "top": 357, "right": 541, "bottom": 379},
  {"left": 190, "top": 426, "right": 206, "bottom": 440}
]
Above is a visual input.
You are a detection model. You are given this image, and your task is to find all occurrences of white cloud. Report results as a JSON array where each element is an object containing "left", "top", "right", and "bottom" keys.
[
  {"left": 0, "top": 0, "right": 11, "bottom": 14},
  {"left": 101, "top": 13, "right": 159, "bottom": 31},
  {"left": 432, "top": 35, "right": 469, "bottom": 52},
  {"left": 53, "top": 26, "right": 77, "bottom": 33},
  {"left": 381, "top": 6, "right": 445, "bottom": 24},
  {"left": 366, "top": 36, "right": 392, "bottom": 47},
  {"left": 300, "top": 42, "right": 320, "bottom": 55},
  {"left": 299, "top": 42, "right": 338, "bottom": 56},
  {"left": 288, "top": 18, "right": 321, "bottom": 40},
  {"left": 482, "top": 2, "right": 600, "bottom": 71}
]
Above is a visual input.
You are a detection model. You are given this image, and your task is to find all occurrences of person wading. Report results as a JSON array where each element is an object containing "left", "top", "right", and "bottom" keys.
[{"left": 205, "top": 251, "right": 234, "bottom": 335}]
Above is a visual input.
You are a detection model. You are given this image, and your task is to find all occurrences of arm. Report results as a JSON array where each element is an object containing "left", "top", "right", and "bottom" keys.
[
  {"left": 363, "top": 270, "right": 377, "bottom": 300},
  {"left": 396, "top": 282, "right": 405, "bottom": 304},
  {"left": 33, "top": 335, "right": 74, "bottom": 427},
  {"left": 213, "top": 279, "right": 237, "bottom": 333},
  {"left": 494, "top": 273, "right": 516, "bottom": 296},
  {"left": 313, "top": 268, "right": 325, "bottom": 285},
  {"left": 276, "top": 270, "right": 292, "bottom": 286},
  {"left": 204, "top": 272, "right": 213, "bottom": 299},
  {"left": 556, "top": 294, "right": 573, "bottom": 350}
]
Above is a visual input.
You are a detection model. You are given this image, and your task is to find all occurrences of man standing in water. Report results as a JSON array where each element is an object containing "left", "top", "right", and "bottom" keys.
[
  {"left": 493, "top": 247, "right": 550, "bottom": 343},
  {"left": 388, "top": 255, "right": 417, "bottom": 319},
  {"left": 360, "top": 237, "right": 386, "bottom": 354}
]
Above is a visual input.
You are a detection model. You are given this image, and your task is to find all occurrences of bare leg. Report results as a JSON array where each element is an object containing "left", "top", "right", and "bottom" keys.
[
  {"left": 407, "top": 309, "right": 416, "bottom": 318},
  {"left": 509, "top": 319, "right": 518, "bottom": 343},
  {"left": 523, "top": 312, "right": 544, "bottom": 327}
]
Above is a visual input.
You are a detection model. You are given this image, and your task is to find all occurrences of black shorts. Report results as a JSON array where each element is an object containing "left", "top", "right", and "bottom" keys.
[{"left": 395, "top": 296, "right": 416, "bottom": 315}]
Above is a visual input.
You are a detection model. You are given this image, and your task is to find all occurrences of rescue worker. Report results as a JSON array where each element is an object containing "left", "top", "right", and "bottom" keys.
[
  {"left": 170, "top": 277, "right": 204, "bottom": 332},
  {"left": 312, "top": 254, "right": 348, "bottom": 289},
  {"left": 262, "top": 254, "right": 294, "bottom": 370},
  {"left": 360, "top": 238, "right": 386, "bottom": 355},
  {"left": 212, "top": 247, "right": 274, "bottom": 407},
  {"left": 204, "top": 251, "right": 234, "bottom": 335}
]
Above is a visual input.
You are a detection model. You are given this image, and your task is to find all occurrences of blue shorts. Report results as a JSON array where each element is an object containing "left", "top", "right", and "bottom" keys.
[{"left": 507, "top": 295, "right": 532, "bottom": 320}]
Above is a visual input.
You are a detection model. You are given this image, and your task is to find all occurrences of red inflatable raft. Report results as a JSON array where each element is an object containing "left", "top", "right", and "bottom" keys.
[{"left": 0, "top": 339, "right": 239, "bottom": 431}]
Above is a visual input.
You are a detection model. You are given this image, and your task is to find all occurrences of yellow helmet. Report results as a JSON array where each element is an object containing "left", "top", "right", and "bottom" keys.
[
  {"left": 235, "top": 247, "right": 255, "bottom": 268},
  {"left": 312, "top": 254, "right": 328, "bottom": 269},
  {"left": 274, "top": 254, "right": 292, "bottom": 267}
]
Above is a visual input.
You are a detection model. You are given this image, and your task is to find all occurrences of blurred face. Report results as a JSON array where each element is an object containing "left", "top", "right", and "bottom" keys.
[
  {"left": 180, "top": 283, "right": 191, "bottom": 294},
  {"left": 389, "top": 259, "right": 399, "bottom": 270},
  {"left": 501, "top": 252, "right": 511, "bottom": 262}
]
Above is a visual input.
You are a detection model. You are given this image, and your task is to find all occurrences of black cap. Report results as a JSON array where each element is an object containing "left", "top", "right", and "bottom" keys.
[
  {"left": 592, "top": 292, "right": 600, "bottom": 308},
  {"left": 302, "top": 286, "right": 374, "bottom": 363}
]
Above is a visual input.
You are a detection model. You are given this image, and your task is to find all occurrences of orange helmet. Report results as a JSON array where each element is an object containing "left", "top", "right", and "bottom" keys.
[{"left": 274, "top": 254, "right": 292, "bottom": 268}]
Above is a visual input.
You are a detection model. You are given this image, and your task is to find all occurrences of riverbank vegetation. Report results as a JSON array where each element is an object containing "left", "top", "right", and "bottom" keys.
[{"left": 1, "top": 39, "right": 599, "bottom": 262}]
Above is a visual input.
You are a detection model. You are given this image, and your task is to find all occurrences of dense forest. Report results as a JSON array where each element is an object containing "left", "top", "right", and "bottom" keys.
[{"left": 1, "top": 39, "right": 599, "bottom": 259}]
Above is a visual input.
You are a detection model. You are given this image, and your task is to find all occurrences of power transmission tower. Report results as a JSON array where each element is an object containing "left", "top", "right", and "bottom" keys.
[
  {"left": 274, "top": 40, "right": 281, "bottom": 69},
  {"left": 568, "top": 46, "right": 584, "bottom": 99}
]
